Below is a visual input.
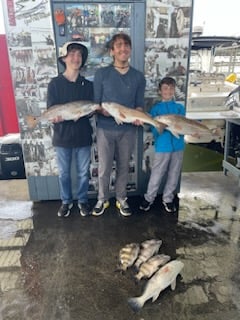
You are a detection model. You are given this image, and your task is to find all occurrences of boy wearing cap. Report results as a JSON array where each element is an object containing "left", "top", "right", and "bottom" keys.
[
  {"left": 92, "top": 33, "right": 146, "bottom": 217},
  {"left": 47, "top": 42, "right": 93, "bottom": 218}
]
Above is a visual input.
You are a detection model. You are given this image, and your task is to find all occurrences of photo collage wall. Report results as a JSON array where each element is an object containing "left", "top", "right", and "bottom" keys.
[
  {"left": 143, "top": 0, "right": 192, "bottom": 174},
  {"left": 2, "top": 0, "right": 192, "bottom": 195}
]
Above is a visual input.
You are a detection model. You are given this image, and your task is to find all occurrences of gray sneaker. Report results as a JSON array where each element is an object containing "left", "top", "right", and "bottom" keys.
[
  {"left": 116, "top": 198, "right": 132, "bottom": 217},
  {"left": 57, "top": 203, "right": 73, "bottom": 218},
  {"left": 78, "top": 203, "right": 91, "bottom": 217},
  {"left": 92, "top": 200, "right": 110, "bottom": 216}
]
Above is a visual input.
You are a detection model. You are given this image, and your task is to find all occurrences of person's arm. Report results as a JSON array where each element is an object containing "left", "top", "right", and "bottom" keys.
[
  {"left": 135, "top": 73, "right": 146, "bottom": 109},
  {"left": 93, "top": 69, "right": 110, "bottom": 116},
  {"left": 47, "top": 79, "right": 61, "bottom": 108},
  {"left": 46, "top": 79, "right": 63, "bottom": 123},
  {"left": 132, "top": 73, "right": 146, "bottom": 125}
]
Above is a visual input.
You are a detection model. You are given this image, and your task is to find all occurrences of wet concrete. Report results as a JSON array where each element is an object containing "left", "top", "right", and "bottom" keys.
[{"left": 0, "top": 172, "right": 240, "bottom": 320}]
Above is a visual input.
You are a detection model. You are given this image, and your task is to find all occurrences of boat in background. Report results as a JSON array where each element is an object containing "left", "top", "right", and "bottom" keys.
[{"left": 186, "top": 36, "right": 240, "bottom": 147}]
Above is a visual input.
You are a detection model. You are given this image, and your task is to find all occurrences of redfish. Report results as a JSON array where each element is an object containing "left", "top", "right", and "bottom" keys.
[
  {"left": 25, "top": 101, "right": 99, "bottom": 129},
  {"left": 128, "top": 260, "right": 184, "bottom": 311}
]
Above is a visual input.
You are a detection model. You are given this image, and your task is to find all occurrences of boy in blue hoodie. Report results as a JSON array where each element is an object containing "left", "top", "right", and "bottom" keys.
[{"left": 140, "top": 77, "right": 185, "bottom": 213}]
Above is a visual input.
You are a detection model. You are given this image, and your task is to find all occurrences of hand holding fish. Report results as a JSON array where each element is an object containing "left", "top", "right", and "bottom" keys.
[
  {"left": 52, "top": 115, "right": 64, "bottom": 123},
  {"left": 25, "top": 101, "right": 99, "bottom": 129},
  {"left": 99, "top": 106, "right": 111, "bottom": 117},
  {"left": 101, "top": 102, "right": 164, "bottom": 133}
]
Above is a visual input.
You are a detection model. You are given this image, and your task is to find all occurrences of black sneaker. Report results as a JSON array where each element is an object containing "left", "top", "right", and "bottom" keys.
[
  {"left": 162, "top": 201, "right": 176, "bottom": 213},
  {"left": 116, "top": 198, "right": 132, "bottom": 217},
  {"left": 57, "top": 203, "right": 73, "bottom": 218},
  {"left": 92, "top": 200, "right": 110, "bottom": 216},
  {"left": 139, "top": 199, "right": 152, "bottom": 212},
  {"left": 78, "top": 203, "right": 91, "bottom": 217}
]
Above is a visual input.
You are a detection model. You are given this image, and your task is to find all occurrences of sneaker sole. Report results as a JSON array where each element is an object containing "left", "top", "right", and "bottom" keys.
[
  {"left": 162, "top": 203, "right": 176, "bottom": 213},
  {"left": 116, "top": 201, "right": 132, "bottom": 217},
  {"left": 139, "top": 205, "right": 151, "bottom": 212},
  {"left": 92, "top": 201, "right": 110, "bottom": 216},
  {"left": 57, "top": 203, "right": 73, "bottom": 218},
  {"left": 79, "top": 209, "right": 90, "bottom": 217}
]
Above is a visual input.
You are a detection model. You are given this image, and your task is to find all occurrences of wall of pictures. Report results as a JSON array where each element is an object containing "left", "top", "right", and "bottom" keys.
[
  {"left": 143, "top": 0, "right": 192, "bottom": 177},
  {"left": 2, "top": 0, "right": 192, "bottom": 200}
]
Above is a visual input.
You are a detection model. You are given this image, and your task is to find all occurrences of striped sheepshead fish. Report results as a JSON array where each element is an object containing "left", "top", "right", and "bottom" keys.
[
  {"left": 118, "top": 242, "right": 140, "bottom": 272},
  {"left": 134, "top": 254, "right": 171, "bottom": 281},
  {"left": 134, "top": 239, "right": 162, "bottom": 270}
]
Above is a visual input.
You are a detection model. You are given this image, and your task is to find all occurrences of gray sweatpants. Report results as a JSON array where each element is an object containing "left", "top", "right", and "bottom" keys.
[
  {"left": 144, "top": 151, "right": 183, "bottom": 203},
  {"left": 96, "top": 127, "right": 136, "bottom": 201}
]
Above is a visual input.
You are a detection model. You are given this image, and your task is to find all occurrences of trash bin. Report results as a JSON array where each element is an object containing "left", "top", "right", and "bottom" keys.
[{"left": 0, "top": 134, "right": 26, "bottom": 179}]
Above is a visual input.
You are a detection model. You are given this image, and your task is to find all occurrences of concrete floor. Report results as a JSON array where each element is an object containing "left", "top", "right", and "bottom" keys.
[{"left": 0, "top": 172, "right": 240, "bottom": 320}]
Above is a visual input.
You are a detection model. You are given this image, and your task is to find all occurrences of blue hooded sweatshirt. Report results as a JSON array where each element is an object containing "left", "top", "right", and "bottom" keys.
[{"left": 150, "top": 100, "right": 186, "bottom": 153}]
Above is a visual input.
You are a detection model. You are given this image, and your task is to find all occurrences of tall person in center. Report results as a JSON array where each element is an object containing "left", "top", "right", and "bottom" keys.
[{"left": 92, "top": 33, "right": 146, "bottom": 217}]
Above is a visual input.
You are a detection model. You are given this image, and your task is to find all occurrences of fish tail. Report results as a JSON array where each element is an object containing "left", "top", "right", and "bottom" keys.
[
  {"left": 25, "top": 115, "right": 38, "bottom": 129},
  {"left": 127, "top": 297, "right": 144, "bottom": 312}
]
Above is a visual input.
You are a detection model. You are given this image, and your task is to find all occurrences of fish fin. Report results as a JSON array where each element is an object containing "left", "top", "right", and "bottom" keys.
[
  {"left": 119, "top": 111, "right": 127, "bottom": 119},
  {"left": 152, "top": 290, "right": 161, "bottom": 302},
  {"left": 171, "top": 279, "right": 176, "bottom": 290},
  {"left": 25, "top": 115, "right": 38, "bottom": 129},
  {"left": 127, "top": 297, "right": 144, "bottom": 312},
  {"left": 73, "top": 114, "right": 82, "bottom": 121},
  {"left": 166, "top": 128, "right": 180, "bottom": 138},
  {"left": 134, "top": 273, "right": 142, "bottom": 282},
  {"left": 190, "top": 133, "right": 201, "bottom": 138},
  {"left": 210, "top": 127, "right": 222, "bottom": 136},
  {"left": 155, "top": 122, "right": 165, "bottom": 134},
  {"left": 115, "top": 117, "right": 123, "bottom": 125}
]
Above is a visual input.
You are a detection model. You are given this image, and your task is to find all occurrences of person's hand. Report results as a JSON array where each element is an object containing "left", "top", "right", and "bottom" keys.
[
  {"left": 133, "top": 119, "right": 143, "bottom": 126},
  {"left": 52, "top": 115, "right": 64, "bottom": 123},
  {"left": 98, "top": 106, "right": 110, "bottom": 117}
]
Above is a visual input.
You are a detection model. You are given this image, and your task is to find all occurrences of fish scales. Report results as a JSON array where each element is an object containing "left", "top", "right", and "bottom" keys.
[
  {"left": 25, "top": 100, "right": 99, "bottom": 129},
  {"left": 119, "top": 243, "right": 140, "bottom": 271},
  {"left": 128, "top": 260, "right": 184, "bottom": 311},
  {"left": 135, "top": 254, "right": 171, "bottom": 281},
  {"left": 135, "top": 239, "right": 162, "bottom": 269}
]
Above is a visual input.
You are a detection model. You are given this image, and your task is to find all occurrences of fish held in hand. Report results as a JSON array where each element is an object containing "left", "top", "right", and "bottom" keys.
[
  {"left": 25, "top": 101, "right": 100, "bottom": 129},
  {"left": 128, "top": 260, "right": 184, "bottom": 312},
  {"left": 101, "top": 102, "right": 164, "bottom": 133},
  {"left": 135, "top": 254, "right": 171, "bottom": 281},
  {"left": 118, "top": 242, "right": 140, "bottom": 272},
  {"left": 154, "top": 114, "right": 213, "bottom": 138},
  {"left": 134, "top": 239, "right": 162, "bottom": 270}
]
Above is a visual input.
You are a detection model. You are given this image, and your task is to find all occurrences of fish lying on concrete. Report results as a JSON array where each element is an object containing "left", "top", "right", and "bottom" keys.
[
  {"left": 118, "top": 243, "right": 140, "bottom": 272},
  {"left": 101, "top": 102, "right": 164, "bottom": 133},
  {"left": 134, "top": 239, "right": 162, "bottom": 270},
  {"left": 128, "top": 260, "right": 184, "bottom": 311},
  {"left": 154, "top": 114, "right": 216, "bottom": 138},
  {"left": 25, "top": 101, "right": 100, "bottom": 129},
  {"left": 134, "top": 254, "right": 171, "bottom": 281}
]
